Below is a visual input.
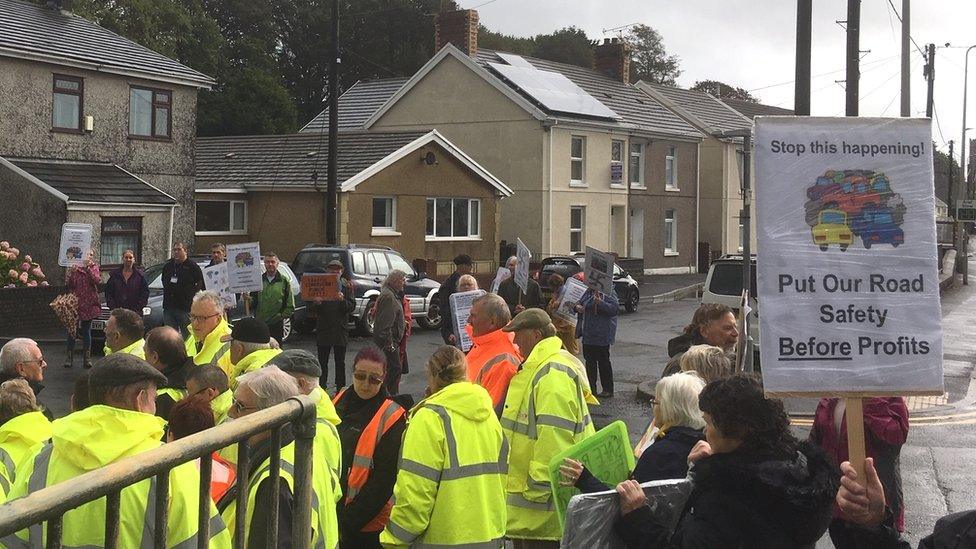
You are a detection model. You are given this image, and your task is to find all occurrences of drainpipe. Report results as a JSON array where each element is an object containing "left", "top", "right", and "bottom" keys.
[
  {"left": 695, "top": 142, "right": 700, "bottom": 274},
  {"left": 167, "top": 205, "right": 175, "bottom": 256},
  {"left": 544, "top": 119, "right": 557, "bottom": 256}
]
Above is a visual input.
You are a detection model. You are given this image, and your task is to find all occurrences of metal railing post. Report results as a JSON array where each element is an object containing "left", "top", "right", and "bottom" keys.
[
  {"left": 233, "top": 439, "right": 250, "bottom": 549},
  {"left": 104, "top": 491, "right": 120, "bottom": 549},
  {"left": 153, "top": 470, "right": 169, "bottom": 549},
  {"left": 45, "top": 514, "right": 62, "bottom": 549},
  {"left": 290, "top": 396, "right": 317, "bottom": 549},
  {"left": 197, "top": 455, "right": 212, "bottom": 549},
  {"left": 266, "top": 427, "right": 282, "bottom": 548}
]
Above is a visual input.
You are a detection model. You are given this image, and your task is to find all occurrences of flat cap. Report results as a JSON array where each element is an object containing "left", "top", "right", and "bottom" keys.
[
  {"left": 220, "top": 317, "right": 270, "bottom": 344},
  {"left": 273, "top": 349, "right": 322, "bottom": 377},
  {"left": 502, "top": 308, "right": 553, "bottom": 332},
  {"left": 89, "top": 353, "right": 167, "bottom": 388}
]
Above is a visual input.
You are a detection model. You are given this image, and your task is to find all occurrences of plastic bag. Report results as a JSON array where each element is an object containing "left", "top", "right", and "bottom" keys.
[{"left": 560, "top": 479, "right": 692, "bottom": 549}]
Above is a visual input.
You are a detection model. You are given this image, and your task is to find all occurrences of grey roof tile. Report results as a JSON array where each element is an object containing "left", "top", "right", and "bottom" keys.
[
  {"left": 8, "top": 159, "right": 176, "bottom": 204},
  {"left": 0, "top": 0, "right": 213, "bottom": 87},
  {"left": 195, "top": 131, "right": 427, "bottom": 190},
  {"left": 475, "top": 49, "right": 701, "bottom": 139},
  {"left": 637, "top": 82, "right": 752, "bottom": 135},
  {"left": 300, "top": 77, "right": 408, "bottom": 133},
  {"left": 722, "top": 98, "right": 794, "bottom": 119}
]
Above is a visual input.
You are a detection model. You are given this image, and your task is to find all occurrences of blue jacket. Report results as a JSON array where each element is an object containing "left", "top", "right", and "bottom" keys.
[{"left": 575, "top": 288, "right": 618, "bottom": 346}]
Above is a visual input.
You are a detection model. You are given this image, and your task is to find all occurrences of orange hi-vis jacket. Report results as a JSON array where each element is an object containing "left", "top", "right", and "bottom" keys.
[
  {"left": 466, "top": 327, "right": 522, "bottom": 408},
  {"left": 332, "top": 388, "right": 406, "bottom": 533}
]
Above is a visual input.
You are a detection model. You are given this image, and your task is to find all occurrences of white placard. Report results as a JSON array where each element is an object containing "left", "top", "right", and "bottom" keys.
[
  {"left": 755, "top": 117, "right": 943, "bottom": 395},
  {"left": 489, "top": 267, "right": 511, "bottom": 294},
  {"left": 58, "top": 223, "right": 92, "bottom": 267},
  {"left": 203, "top": 262, "right": 237, "bottom": 310},
  {"left": 515, "top": 238, "right": 531, "bottom": 294},
  {"left": 226, "top": 242, "right": 264, "bottom": 293},
  {"left": 583, "top": 246, "right": 614, "bottom": 295},
  {"left": 553, "top": 277, "right": 588, "bottom": 327},
  {"left": 450, "top": 289, "right": 486, "bottom": 352}
]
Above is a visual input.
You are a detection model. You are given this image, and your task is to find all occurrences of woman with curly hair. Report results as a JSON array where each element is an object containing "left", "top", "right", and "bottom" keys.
[{"left": 614, "top": 374, "right": 838, "bottom": 549}]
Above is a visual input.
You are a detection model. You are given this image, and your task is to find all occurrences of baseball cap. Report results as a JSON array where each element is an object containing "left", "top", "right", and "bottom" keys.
[
  {"left": 220, "top": 317, "right": 270, "bottom": 344},
  {"left": 273, "top": 349, "right": 322, "bottom": 377},
  {"left": 502, "top": 308, "right": 553, "bottom": 332}
]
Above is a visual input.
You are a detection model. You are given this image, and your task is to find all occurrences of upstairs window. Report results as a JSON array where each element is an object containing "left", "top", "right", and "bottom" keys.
[
  {"left": 610, "top": 139, "right": 625, "bottom": 186},
  {"left": 52, "top": 75, "right": 83, "bottom": 132},
  {"left": 570, "top": 136, "right": 586, "bottom": 186},
  {"left": 196, "top": 200, "right": 246, "bottom": 234},
  {"left": 130, "top": 87, "right": 171, "bottom": 138},
  {"left": 629, "top": 142, "right": 645, "bottom": 187},
  {"left": 665, "top": 145, "right": 678, "bottom": 189}
]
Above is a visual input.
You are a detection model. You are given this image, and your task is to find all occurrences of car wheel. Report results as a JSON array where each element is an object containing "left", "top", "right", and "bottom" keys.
[
  {"left": 357, "top": 297, "right": 377, "bottom": 336},
  {"left": 840, "top": 244, "right": 849, "bottom": 251},
  {"left": 625, "top": 286, "right": 639, "bottom": 313},
  {"left": 864, "top": 241, "right": 872, "bottom": 249},
  {"left": 281, "top": 316, "right": 293, "bottom": 342},
  {"left": 819, "top": 245, "right": 828, "bottom": 251},
  {"left": 892, "top": 242, "right": 900, "bottom": 248},
  {"left": 418, "top": 298, "right": 442, "bottom": 330}
]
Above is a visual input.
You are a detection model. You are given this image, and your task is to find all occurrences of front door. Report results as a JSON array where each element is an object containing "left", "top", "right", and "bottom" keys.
[{"left": 629, "top": 207, "right": 644, "bottom": 259}]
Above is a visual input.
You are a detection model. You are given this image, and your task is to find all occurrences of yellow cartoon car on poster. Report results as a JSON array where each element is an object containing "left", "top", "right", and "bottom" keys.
[{"left": 812, "top": 209, "right": 852, "bottom": 251}]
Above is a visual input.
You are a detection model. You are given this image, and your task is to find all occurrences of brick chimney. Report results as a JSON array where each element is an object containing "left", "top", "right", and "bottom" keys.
[
  {"left": 594, "top": 38, "right": 632, "bottom": 83},
  {"left": 434, "top": 7, "right": 479, "bottom": 57}
]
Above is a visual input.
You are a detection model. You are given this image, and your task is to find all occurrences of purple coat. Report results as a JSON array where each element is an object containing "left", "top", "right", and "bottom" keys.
[
  {"left": 105, "top": 267, "right": 149, "bottom": 313},
  {"left": 66, "top": 264, "right": 102, "bottom": 321}
]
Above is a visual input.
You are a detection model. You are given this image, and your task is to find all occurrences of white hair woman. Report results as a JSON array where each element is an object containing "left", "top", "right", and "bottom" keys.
[
  {"left": 679, "top": 344, "right": 734, "bottom": 384},
  {"left": 561, "top": 371, "right": 707, "bottom": 490}
]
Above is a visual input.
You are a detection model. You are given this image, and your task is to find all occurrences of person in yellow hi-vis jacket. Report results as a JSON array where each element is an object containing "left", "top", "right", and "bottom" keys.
[
  {"left": 0, "top": 379, "right": 52, "bottom": 502},
  {"left": 381, "top": 346, "right": 507, "bottom": 548},
  {"left": 500, "top": 308, "right": 596, "bottom": 548},
  {"left": 184, "top": 290, "right": 232, "bottom": 368},
  {"left": 1, "top": 353, "right": 230, "bottom": 548}
]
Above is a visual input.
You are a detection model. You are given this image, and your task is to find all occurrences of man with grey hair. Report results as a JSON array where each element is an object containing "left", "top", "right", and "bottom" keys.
[
  {"left": 0, "top": 338, "right": 51, "bottom": 420},
  {"left": 220, "top": 317, "right": 281, "bottom": 390},
  {"left": 184, "top": 289, "right": 232, "bottom": 367},
  {"left": 372, "top": 270, "right": 406, "bottom": 393},
  {"left": 498, "top": 254, "right": 542, "bottom": 318},
  {"left": 0, "top": 379, "right": 51, "bottom": 499},
  {"left": 219, "top": 365, "right": 336, "bottom": 548},
  {"left": 465, "top": 293, "right": 521, "bottom": 408}
]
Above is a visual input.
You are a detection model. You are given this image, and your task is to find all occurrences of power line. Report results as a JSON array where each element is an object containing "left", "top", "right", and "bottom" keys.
[
  {"left": 884, "top": 0, "right": 927, "bottom": 59},
  {"left": 933, "top": 104, "right": 948, "bottom": 148},
  {"left": 747, "top": 53, "right": 900, "bottom": 93},
  {"left": 471, "top": 0, "right": 502, "bottom": 8},
  {"left": 341, "top": 46, "right": 400, "bottom": 77}
]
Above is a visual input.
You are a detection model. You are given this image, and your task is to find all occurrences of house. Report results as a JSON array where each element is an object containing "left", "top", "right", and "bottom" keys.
[
  {"left": 636, "top": 82, "right": 754, "bottom": 262},
  {"left": 0, "top": 0, "right": 214, "bottom": 275},
  {"left": 300, "top": 77, "right": 408, "bottom": 133},
  {"left": 721, "top": 98, "right": 794, "bottom": 119},
  {"left": 194, "top": 130, "right": 512, "bottom": 275},
  {"left": 358, "top": 8, "right": 705, "bottom": 274}
]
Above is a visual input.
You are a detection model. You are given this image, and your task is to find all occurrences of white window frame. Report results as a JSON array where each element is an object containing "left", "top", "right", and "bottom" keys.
[
  {"left": 665, "top": 145, "right": 678, "bottom": 191},
  {"left": 371, "top": 196, "right": 399, "bottom": 236},
  {"left": 195, "top": 199, "right": 247, "bottom": 235},
  {"left": 629, "top": 141, "right": 645, "bottom": 189},
  {"left": 570, "top": 136, "right": 586, "bottom": 187},
  {"left": 425, "top": 198, "right": 482, "bottom": 241},
  {"left": 664, "top": 209, "right": 678, "bottom": 255},
  {"left": 610, "top": 139, "right": 625, "bottom": 188},
  {"left": 570, "top": 205, "right": 585, "bottom": 254}
]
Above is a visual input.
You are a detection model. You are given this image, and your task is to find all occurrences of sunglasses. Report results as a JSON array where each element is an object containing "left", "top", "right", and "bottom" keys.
[{"left": 353, "top": 371, "right": 384, "bottom": 385}]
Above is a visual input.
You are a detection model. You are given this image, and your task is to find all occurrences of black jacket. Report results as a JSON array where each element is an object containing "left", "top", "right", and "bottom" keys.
[
  {"left": 438, "top": 271, "right": 462, "bottom": 336},
  {"left": 577, "top": 426, "right": 705, "bottom": 494},
  {"left": 616, "top": 441, "right": 837, "bottom": 549},
  {"left": 334, "top": 387, "right": 407, "bottom": 535},
  {"left": 155, "top": 357, "right": 194, "bottom": 421},
  {"left": 662, "top": 332, "right": 708, "bottom": 377},
  {"left": 161, "top": 259, "right": 204, "bottom": 312},
  {"left": 844, "top": 509, "right": 976, "bottom": 549},
  {"left": 309, "top": 278, "right": 356, "bottom": 346},
  {"left": 497, "top": 277, "right": 543, "bottom": 318}
]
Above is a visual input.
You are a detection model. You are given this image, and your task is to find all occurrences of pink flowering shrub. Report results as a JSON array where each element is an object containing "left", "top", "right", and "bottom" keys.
[{"left": 0, "top": 241, "right": 47, "bottom": 289}]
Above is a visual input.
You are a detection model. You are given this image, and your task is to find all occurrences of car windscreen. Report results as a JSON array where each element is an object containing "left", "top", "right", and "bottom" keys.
[
  {"left": 292, "top": 251, "right": 344, "bottom": 277},
  {"left": 708, "top": 263, "right": 758, "bottom": 297},
  {"left": 386, "top": 252, "right": 417, "bottom": 278}
]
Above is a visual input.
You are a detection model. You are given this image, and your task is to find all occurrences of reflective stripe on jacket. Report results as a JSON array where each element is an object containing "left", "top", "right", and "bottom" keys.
[
  {"left": 500, "top": 336, "right": 595, "bottom": 540},
  {"left": 333, "top": 388, "right": 405, "bottom": 532},
  {"left": 380, "top": 382, "right": 507, "bottom": 548},
  {"left": 466, "top": 328, "right": 521, "bottom": 408},
  {"left": 185, "top": 318, "right": 232, "bottom": 367},
  {"left": 0, "top": 411, "right": 52, "bottom": 501}
]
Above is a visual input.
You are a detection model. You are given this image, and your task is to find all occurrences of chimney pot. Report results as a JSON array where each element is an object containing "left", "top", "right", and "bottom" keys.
[
  {"left": 603, "top": 38, "right": 611, "bottom": 45},
  {"left": 434, "top": 8, "right": 479, "bottom": 57}
]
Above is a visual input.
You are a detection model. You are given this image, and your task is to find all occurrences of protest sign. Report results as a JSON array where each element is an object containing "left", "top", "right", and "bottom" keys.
[
  {"left": 58, "top": 223, "right": 92, "bottom": 267},
  {"left": 515, "top": 238, "right": 531, "bottom": 294},
  {"left": 301, "top": 273, "right": 340, "bottom": 301},
  {"left": 226, "top": 242, "right": 263, "bottom": 293},
  {"left": 584, "top": 246, "right": 614, "bottom": 294},
  {"left": 489, "top": 267, "right": 510, "bottom": 294},
  {"left": 450, "top": 289, "right": 486, "bottom": 352},
  {"left": 203, "top": 262, "right": 236, "bottom": 310},
  {"left": 553, "top": 277, "right": 588, "bottom": 326},
  {"left": 755, "top": 117, "right": 943, "bottom": 396}
]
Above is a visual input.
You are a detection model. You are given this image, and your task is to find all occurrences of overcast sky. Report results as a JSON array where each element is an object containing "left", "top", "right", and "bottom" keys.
[{"left": 462, "top": 0, "right": 975, "bottom": 161}]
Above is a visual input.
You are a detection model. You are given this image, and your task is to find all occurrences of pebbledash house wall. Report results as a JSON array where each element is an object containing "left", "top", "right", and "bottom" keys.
[
  {"left": 0, "top": 162, "right": 68, "bottom": 277},
  {"left": 0, "top": 56, "right": 200, "bottom": 269}
]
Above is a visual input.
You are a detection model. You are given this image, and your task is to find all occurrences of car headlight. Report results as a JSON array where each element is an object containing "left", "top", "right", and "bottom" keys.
[{"left": 142, "top": 307, "right": 152, "bottom": 316}]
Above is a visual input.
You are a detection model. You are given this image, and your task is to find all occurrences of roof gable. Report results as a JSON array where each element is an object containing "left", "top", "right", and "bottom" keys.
[
  {"left": 300, "top": 77, "right": 409, "bottom": 133},
  {"left": 635, "top": 81, "right": 752, "bottom": 136},
  {"left": 722, "top": 98, "right": 794, "bottom": 119},
  {"left": 0, "top": 0, "right": 213, "bottom": 88}
]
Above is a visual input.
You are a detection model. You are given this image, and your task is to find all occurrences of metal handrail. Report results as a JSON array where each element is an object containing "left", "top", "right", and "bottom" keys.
[{"left": 0, "top": 394, "right": 318, "bottom": 549}]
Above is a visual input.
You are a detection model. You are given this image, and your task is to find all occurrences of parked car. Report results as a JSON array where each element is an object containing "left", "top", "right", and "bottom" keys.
[
  {"left": 534, "top": 255, "right": 640, "bottom": 313},
  {"left": 290, "top": 244, "right": 441, "bottom": 335},
  {"left": 92, "top": 256, "right": 306, "bottom": 351}
]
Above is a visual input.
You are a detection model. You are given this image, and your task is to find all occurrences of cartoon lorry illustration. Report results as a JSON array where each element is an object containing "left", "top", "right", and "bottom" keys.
[{"left": 812, "top": 209, "right": 853, "bottom": 251}]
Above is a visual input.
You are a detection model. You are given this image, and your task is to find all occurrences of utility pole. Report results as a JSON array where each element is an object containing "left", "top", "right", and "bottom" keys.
[
  {"left": 925, "top": 44, "right": 935, "bottom": 118},
  {"left": 795, "top": 0, "right": 812, "bottom": 115},
  {"left": 845, "top": 0, "right": 861, "bottom": 116},
  {"left": 325, "top": 0, "right": 340, "bottom": 244},
  {"left": 948, "top": 140, "right": 956, "bottom": 212},
  {"left": 900, "top": 0, "right": 910, "bottom": 116}
]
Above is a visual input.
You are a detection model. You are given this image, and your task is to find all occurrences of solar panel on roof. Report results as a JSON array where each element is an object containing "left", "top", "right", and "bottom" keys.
[
  {"left": 487, "top": 62, "right": 620, "bottom": 120},
  {"left": 496, "top": 52, "right": 535, "bottom": 68}
]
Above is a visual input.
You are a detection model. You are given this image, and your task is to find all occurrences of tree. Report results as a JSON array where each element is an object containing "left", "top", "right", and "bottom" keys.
[
  {"left": 626, "top": 24, "right": 681, "bottom": 86},
  {"left": 532, "top": 27, "right": 593, "bottom": 68},
  {"left": 691, "top": 80, "right": 759, "bottom": 103}
]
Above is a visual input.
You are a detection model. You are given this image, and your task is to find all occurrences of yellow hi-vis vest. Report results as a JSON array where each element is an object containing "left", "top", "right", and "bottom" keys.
[
  {"left": 103, "top": 338, "right": 146, "bottom": 360},
  {"left": 381, "top": 382, "right": 508, "bottom": 548},
  {"left": 185, "top": 318, "right": 231, "bottom": 367},
  {"left": 0, "top": 411, "right": 52, "bottom": 501},
  {"left": 227, "top": 348, "right": 282, "bottom": 390},
  {"left": 500, "top": 336, "right": 595, "bottom": 541}
]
